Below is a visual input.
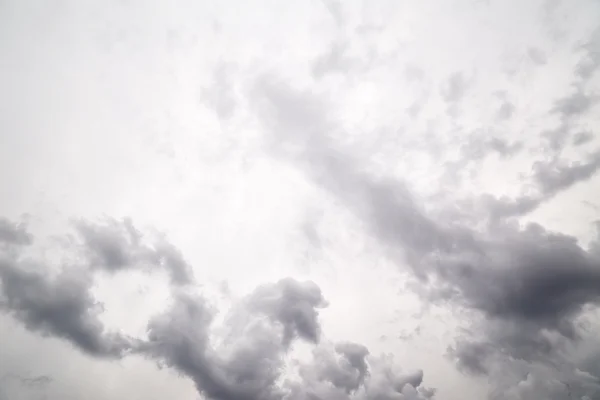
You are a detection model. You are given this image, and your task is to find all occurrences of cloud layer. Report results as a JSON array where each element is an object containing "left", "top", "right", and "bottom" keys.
[{"left": 2, "top": 1, "right": 600, "bottom": 399}]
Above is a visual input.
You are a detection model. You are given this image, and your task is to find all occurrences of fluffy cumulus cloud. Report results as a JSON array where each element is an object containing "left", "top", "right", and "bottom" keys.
[
  {"left": 1, "top": 1, "right": 600, "bottom": 399},
  {"left": 0, "top": 220, "right": 434, "bottom": 400}
]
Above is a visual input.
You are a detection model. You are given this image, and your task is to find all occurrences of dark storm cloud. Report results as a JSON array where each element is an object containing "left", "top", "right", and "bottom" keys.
[
  {"left": 0, "top": 218, "right": 32, "bottom": 246},
  {"left": 435, "top": 222, "right": 600, "bottom": 333},
  {"left": 0, "top": 257, "right": 136, "bottom": 358},
  {"left": 76, "top": 217, "right": 194, "bottom": 285},
  {"left": 249, "top": 74, "right": 600, "bottom": 393}
]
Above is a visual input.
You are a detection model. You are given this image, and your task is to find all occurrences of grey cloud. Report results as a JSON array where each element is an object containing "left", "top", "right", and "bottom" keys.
[
  {"left": 289, "top": 345, "right": 435, "bottom": 400},
  {"left": 449, "top": 339, "right": 494, "bottom": 375},
  {"left": 76, "top": 218, "right": 146, "bottom": 271},
  {"left": 442, "top": 136, "right": 523, "bottom": 191},
  {"left": 0, "top": 215, "right": 437, "bottom": 399},
  {"left": 251, "top": 76, "right": 464, "bottom": 277},
  {"left": 312, "top": 41, "right": 355, "bottom": 79},
  {"left": 141, "top": 278, "right": 434, "bottom": 400},
  {"left": 146, "top": 304, "right": 281, "bottom": 400},
  {"left": 440, "top": 222, "right": 600, "bottom": 329},
  {"left": 573, "top": 131, "right": 595, "bottom": 146},
  {"left": 0, "top": 217, "right": 193, "bottom": 359},
  {"left": 440, "top": 72, "right": 470, "bottom": 104},
  {"left": 527, "top": 47, "right": 548, "bottom": 65},
  {"left": 576, "top": 27, "right": 600, "bottom": 81},
  {"left": 487, "top": 35, "right": 600, "bottom": 219},
  {"left": 76, "top": 217, "right": 194, "bottom": 285},
  {"left": 245, "top": 278, "right": 327, "bottom": 345},
  {"left": 1, "top": 373, "right": 52, "bottom": 388},
  {"left": 463, "top": 136, "right": 523, "bottom": 161},
  {"left": 486, "top": 356, "right": 600, "bottom": 400},
  {"left": 201, "top": 64, "right": 238, "bottom": 121},
  {"left": 404, "top": 65, "right": 425, "bottom": 81},
  {"left": 531, "top": 152, "right": 600, "bottom": 196},
  {"left": 439, "top": 72, "right": 472, "bottom": 117},
  {"left": 249, "top": 74, "right": 600, "bottom": 392},
  {"left": 311, "top": 39, "right": 386, "bottom": 80},
  {"left": 450, "top": 318, "right": 573, "bottom": 377},
  {"left": 0, "top": 373, "right": 53, "bottom": 400},
  {"left": 496, "top": 101, "right": 515, "bottom": 120},
  {"left": 140, "top": 278, "right": 326, "bottom": 400},
  {"left": 481, "top": 149, "right": 600, "bottom": 221},
  {"left": 540, "top": 30, "right": 600, "bottom": 159},
  {"left": 361, "top": 359, "right": 434, "bottom": 400},
  {"left": 299, "top": 342, "right": 370, "bottom": 394},
  {"left": 321, "top": 0, "right": 343, "bottom": 27},
  {"left": 152, "top": 239, "right": 195, "bottom": 286},
  {"left": 552, "top": 90, "right": 597, "bottom": 118},
  {"left": 483, "top": 194, "right": 542, "bottom": 221},
  {"left": 0, "top": 258, "right": 135, "bottom": 358},
  {"left": 140, "top": 290, "right": 257, "bottom": 400},
  {"left": 0, "top": 218, "right": 32, "bottom": 246}
]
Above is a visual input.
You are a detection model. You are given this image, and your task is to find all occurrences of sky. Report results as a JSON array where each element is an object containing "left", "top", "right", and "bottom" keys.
[{"left": 1, "top": 0, "right": 600, "bottom": 399}]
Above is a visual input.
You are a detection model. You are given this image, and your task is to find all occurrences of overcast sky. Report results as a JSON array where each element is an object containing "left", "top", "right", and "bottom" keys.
[{"left": 1, "top": 1, "right": 600, "bottom": 399}]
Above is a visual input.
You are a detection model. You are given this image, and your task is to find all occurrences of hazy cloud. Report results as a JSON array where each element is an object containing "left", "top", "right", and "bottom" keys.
[
  {"left": 201, "top": 64, "right": 238, "bottom": 121},
  {"left": 552, "top": 91, "right": 597, "bottom": 118},
  {"left": 527, "top": 47, "right": 548, "bottom": 65},
  {"left": 496, "top": 101, "right": 516, "bottom": 120},
  {"left": 0, "top": 218, "right": 32, "bottom": 246},
  {"left": 573, "top": 131, "right": 594, "bottom": 146}
]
